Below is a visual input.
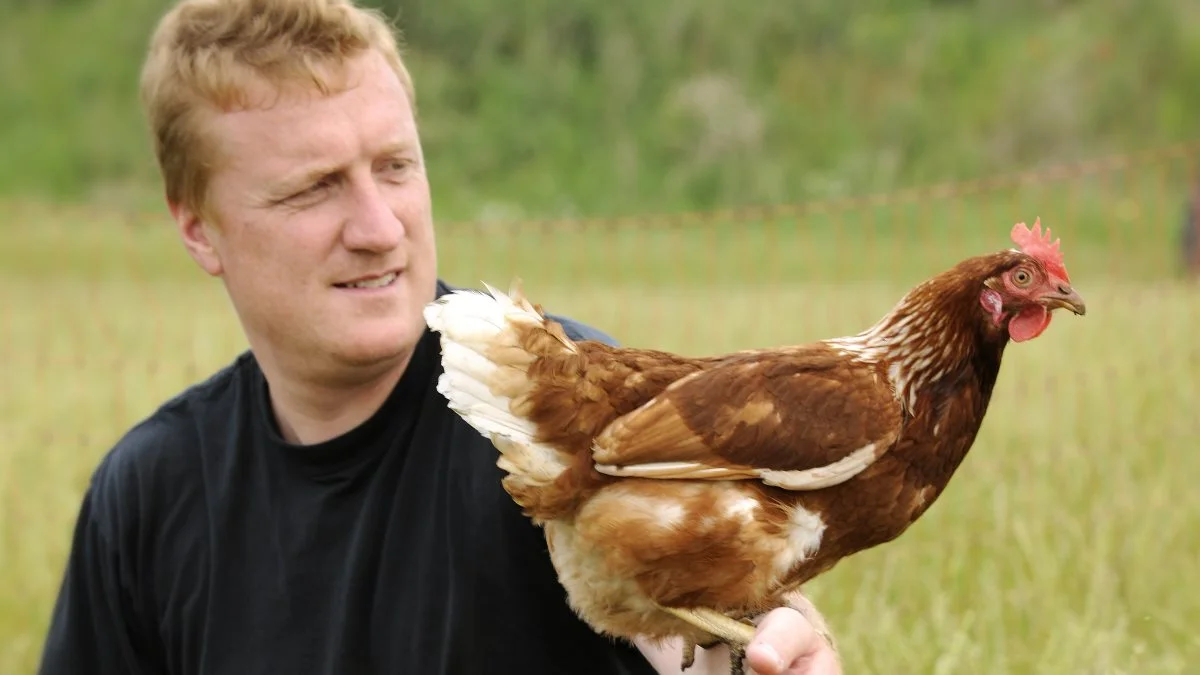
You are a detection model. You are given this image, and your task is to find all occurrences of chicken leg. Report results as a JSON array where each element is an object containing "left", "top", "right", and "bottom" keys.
[
  {"left": 678, "top": 636, "right": 746, "bottom": 675},
  {"left": 658, "top": 606, "right": 756, "bottom": 674}
]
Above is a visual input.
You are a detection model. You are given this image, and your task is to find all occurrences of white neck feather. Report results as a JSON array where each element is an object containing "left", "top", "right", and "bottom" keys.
[{"left": 824, "top": 294, "right": 969, "bottom": 413}]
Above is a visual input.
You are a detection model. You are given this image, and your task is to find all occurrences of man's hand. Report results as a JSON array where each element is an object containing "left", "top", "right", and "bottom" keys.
[
  {"left": 636, "top": 596, "right": 841, "bottom": 675},
  {"left": 742, "top": 605, "right": 840, "bottom": 675}
]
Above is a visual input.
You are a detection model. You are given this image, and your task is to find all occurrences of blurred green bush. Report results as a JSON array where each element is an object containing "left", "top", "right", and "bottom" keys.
[{"left": 2, "top": 0, "right": 1198, "bottom": 220}]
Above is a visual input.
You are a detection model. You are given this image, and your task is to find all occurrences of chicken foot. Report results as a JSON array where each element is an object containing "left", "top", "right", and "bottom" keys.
[
  {"left": 658, "top": 606, "right": 755, "bottom": 674},
  {"left": 677, "top": 636, "right": 747, "bottom": 675}
]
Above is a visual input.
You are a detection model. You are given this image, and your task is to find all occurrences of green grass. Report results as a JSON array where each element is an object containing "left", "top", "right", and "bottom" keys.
[{"left": 3, "top": 167, "right": 1199, "bottom": 673}]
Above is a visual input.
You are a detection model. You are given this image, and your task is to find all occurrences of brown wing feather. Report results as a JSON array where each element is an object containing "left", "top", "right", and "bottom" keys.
[
  {"left": 514, "top": 338, "right": 725, "bottom": 453},
  {"left": 592, "top": 344, "right": 904, "bottom": 486}
]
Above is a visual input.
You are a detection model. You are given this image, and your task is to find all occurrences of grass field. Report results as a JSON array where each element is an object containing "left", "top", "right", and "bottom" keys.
[{"left": 3, "top": 174, "right": 1199, "bottom": 674}]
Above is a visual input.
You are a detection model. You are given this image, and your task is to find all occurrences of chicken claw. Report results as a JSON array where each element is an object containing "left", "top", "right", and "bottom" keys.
[{"left": 658, "top": 606, "right": 756, "bottom": 673}]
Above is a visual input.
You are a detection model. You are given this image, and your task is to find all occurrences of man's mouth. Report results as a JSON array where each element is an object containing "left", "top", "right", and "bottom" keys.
[{"left": 335, "top": 270, "right": 400, "bottom": 289}]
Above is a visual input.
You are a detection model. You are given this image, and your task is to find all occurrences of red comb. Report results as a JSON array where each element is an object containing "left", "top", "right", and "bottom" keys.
[{"left": 1011, "top": 217, "right": 1069, "bottom": 282}]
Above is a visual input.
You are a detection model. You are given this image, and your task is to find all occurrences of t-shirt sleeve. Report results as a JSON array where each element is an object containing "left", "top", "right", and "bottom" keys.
[
  {"left": 547, "top": 313, "right": 620, "bottom": 347},
  {"left": 38, "top": 457, "right": 164, "bottom": 674}
]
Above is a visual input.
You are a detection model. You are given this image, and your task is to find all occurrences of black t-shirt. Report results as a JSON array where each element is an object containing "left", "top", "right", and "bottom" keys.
[{"left": 38, "top": 280, "right": 657, "bottom": 675}]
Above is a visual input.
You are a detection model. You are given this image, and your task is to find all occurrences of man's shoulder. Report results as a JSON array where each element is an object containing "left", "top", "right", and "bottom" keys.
[
  {"left": 88, "top": 352, "right": 257, "bottom": 512},
  {"left": 545, "top": 311, "right": 619, "bottom": 347},
  {"left": 435, "top": 278, "right": 620, "bottom": 347},
  {"left": 117, "top": 350, "right": 253, "bottom": 446}
]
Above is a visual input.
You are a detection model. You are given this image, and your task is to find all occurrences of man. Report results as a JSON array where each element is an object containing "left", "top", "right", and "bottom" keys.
[{"left": 38, "top": 1, "right": 841, "bottom": 673}]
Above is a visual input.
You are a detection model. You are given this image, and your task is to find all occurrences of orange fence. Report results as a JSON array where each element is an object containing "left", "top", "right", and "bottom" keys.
[
  {"left": 443, "top": 140, "right": 1200, "bottom": 234},
  {"left": 424, "top": 141, "right": 1200, "bottom": 304}
]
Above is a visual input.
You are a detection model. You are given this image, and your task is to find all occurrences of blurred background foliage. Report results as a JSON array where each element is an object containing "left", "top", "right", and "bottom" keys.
[{"left": 2, "top": 0, "right": 1199, "bottom": 223}]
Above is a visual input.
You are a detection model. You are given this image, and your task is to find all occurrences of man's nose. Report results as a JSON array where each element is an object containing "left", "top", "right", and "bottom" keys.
[{"left": 342, "top": 178, "right": 404, "bottom": 252}]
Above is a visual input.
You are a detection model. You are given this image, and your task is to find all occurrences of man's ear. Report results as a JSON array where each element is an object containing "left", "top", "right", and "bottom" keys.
[{"left": 169, "top": 198, "right": 224, "bottom": 277}]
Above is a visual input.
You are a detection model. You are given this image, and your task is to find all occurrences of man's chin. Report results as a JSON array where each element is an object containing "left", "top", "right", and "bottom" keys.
[{"left": 329, "top": 321, "right": 423, "bottom": 369}]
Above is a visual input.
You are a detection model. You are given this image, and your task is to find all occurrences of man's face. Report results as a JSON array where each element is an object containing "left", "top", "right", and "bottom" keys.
[{"left": 173, "top": 50, "right": 437, "bottom": 377}]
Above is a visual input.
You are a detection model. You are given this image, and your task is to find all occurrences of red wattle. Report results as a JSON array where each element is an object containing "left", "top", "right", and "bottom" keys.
[{"left": 1008, "top": 305, "right": 1050, "bottom": 342}]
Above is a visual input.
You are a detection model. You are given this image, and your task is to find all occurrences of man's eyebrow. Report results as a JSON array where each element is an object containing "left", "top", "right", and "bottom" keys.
[
  {"left": 266, "top": 141, "right": 419, "bottom": 199},
  {"left": 376, "top": 140, "right": 417, "bottom": 157},
  {"left": 275, "top": 163, "right": 344, "bottom": 193}
]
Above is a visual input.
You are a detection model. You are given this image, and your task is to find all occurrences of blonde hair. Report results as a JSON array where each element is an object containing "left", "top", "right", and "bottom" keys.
[{"left": 139, "top": 0, "right": 416, "bottom": 220}]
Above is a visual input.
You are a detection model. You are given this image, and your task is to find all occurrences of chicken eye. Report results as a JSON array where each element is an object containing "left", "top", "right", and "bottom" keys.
[{"left": 1012, "top": 268, "right": 1033, "bottom": 287}]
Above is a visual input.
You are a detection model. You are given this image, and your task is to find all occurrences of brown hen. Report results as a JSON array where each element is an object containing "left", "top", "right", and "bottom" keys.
[{"left": 422, "top": 220, "right": 1086, "bottom": 672}]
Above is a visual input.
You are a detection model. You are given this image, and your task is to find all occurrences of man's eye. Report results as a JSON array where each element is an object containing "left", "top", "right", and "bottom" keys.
[
  {"left": 382, "top": 158, "right": 412, "bottom": 176},
  {"left": 292, "top": 179, "right": 332, "bottom": 200}
]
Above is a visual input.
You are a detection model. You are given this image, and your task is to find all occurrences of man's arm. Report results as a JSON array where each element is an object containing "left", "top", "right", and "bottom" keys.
[
  {"left": 635, "top": 596, "right": 841, "bottom": 675},
  {"left": 38, "top": 481, "right": 162, "bottom": 674}
]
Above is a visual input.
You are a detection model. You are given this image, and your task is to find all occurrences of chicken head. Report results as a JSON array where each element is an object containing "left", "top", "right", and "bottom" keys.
[{"left": 980, "top": 219, "right": 1086, "bottom": 342}]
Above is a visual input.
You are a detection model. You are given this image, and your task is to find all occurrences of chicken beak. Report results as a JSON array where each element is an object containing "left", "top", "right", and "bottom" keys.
[{"left": 1039, "top": 284, "right": 1087, "bottom": 316}]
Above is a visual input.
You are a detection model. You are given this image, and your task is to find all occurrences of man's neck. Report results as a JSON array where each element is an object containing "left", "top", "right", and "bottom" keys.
[{"left": 263, "top": 353, "right": 412, "bottom": 446}]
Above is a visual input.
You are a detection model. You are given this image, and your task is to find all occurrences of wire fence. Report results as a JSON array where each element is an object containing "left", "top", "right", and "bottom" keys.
[
  {"left": 6, "top": 140, "right": 1199, "bottom": 359},
  {"left": 407, "top": 142, "right": 1199, "bottom": 353},
  {"left": 445, "top": 140, "right": 1200, "bottom": 234},
  {"left": 5, "top": 141, "right": 1194, "bottom": 421},
  {"left": 3, "top": 143, "right": 1199, "bottom": 415}
]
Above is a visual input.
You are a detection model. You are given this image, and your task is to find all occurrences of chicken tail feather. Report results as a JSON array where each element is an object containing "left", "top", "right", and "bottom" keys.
[
  {"left": 424, "top": 282, "right": 576, "bottom": 493},
  {"left": 657, "top": 605, "right": 756, "bottom": 647}
]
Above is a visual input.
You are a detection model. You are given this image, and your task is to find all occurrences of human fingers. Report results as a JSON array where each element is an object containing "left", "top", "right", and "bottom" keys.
[{"left": 743, "top": 607, "right": 838, "bottom": 675}]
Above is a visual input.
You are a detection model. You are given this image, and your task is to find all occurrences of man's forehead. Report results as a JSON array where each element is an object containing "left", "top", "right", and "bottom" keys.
[{"left": 204, "top": 59, "right": 418, "bottom": 172}]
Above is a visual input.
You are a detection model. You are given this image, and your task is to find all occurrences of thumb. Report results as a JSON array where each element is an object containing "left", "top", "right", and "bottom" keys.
[{"left": 745, "top": 608, "right": 815, "bottom": 673}]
